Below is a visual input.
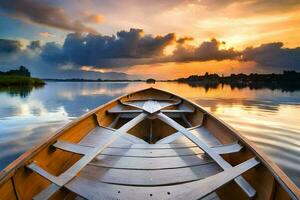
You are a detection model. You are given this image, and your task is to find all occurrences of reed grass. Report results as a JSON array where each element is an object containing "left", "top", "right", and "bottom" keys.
[{"left": 0, "top": 75, "right": 45, "bottom": 86}]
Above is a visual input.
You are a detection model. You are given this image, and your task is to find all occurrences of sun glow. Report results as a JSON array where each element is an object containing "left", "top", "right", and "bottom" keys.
[{"left": 80, "top": 66, "right": 110, "bottom": 73}]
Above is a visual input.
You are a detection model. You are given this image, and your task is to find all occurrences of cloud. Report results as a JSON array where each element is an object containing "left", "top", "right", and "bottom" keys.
[
  {"left": 177, "top": 36, "right": 194, "bottom": 44},
  {"left": 41, "top": 28, "right": 176, "bottom": 67},
  {"left": 170, "top": 38, "right": 241, "bottom": 62},
  {"left": 27, "top": 40, "right": 41, "bottom": 50},
  {"left": 0, "top": 0, "right": 98, "bottom": 33},
  {"left": 40, "top": 32, "right": 56, "bottom": 38},
  {"left": 0, "top": 39, "right": 22, "bottom": 54},
  {"left": 84, "top": 14, "right": 105, "bottom": 24},
  {"left": 40, "top": 42, "right": 65, "bottom": 64},
  {"left": 1, "top": 28, "right": 300, "bottom": 78},
  {"left": 242, "top": 42, "right": 300, "bottom": 69}
]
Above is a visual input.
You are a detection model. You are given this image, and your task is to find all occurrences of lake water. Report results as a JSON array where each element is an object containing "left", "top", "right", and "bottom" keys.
[{"left": 0, "top": 81, "right": 299, "bottom": 187}]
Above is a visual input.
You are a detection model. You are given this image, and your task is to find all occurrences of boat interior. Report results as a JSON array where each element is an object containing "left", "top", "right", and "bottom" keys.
[{"left": 0, "top": 88, "right": 298, "bottom": 200}]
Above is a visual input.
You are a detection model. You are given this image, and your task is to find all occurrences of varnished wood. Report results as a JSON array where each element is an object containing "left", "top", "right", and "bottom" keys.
[
  {"left": 54, "top": 140, "right": 94, "bottom": 155},
  {"left": 0, "top": 87, "right": 299, "bottom": 200},
  {"left": 89, "top": 154, "right": 213, "bottom": 170},
  {"left": 30, "top": 113, "right": 148, "bottom": 199},
  {"left": 80, "top": 163, "right": 221, "bottom": 186},
  {"left": 65, "top": 158, "right": 259, "bottom": 200},
  {"left": 33, "top": 183, "right": 60, "bottom": 200},
  {"left": 157, "top": 112, "right": 257, "bottom": 198}
]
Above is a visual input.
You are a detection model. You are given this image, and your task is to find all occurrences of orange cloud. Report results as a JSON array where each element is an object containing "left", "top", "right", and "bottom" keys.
[
  {"left": 85, "top": 14, "right": 105, "bottom": 24},
  {"left": 40, "top": 32, "right": 55, "bottom": 38}
]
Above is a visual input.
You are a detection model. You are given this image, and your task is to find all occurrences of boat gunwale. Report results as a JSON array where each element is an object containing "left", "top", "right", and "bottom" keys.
[{"left": 0, "top": 87, "right": 299, "bottom": 199}]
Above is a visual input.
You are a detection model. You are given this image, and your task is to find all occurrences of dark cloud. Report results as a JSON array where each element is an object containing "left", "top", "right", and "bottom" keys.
[
  {"left": 40, "top": 42, "right": 65, "bottom": 64},
  {"left": 0, "top": 39, "right": 22, "bottom": 54},
  {"left": 27, "top": 40, "right": 41, "bottom": 50},
  {"left": 177, "top": 36, "right": 194, "bottom": 44},
  {"left": 171, "top": 38, "right": 241, "bottom": 62},
  {"left": 42, "top": 28, "right": 176, "bottom": 67},
  {"left": 242, "top": 42, "right": 300, "bottom": 69},
  {"left": 0, "top": 0, "right": 97, "bottom": 33}
]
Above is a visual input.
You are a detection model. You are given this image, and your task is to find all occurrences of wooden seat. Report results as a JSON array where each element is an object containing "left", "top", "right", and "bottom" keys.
[
  {"left": 80, "top": 163, "right": 221, "bottom": 186},
  {"left": 65, "top": 158, "right": 259, "bottom": 200},
  {"left": 90, "top": 154, "right": 212, "bottom": 170},
  {"left": 119, "top": 98, "right": 182, "bottom": 113},
  {"left": 54, "top": 140, "right": 242, "bottom": 157}
]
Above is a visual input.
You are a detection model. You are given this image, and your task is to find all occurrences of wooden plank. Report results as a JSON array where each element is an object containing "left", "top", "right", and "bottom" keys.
[
  {"left": 89, "top": 154, "right": 213, "bottom": 170},
  {"left": 213, "top": 143, "right": 243, "bottom": 155},
  {"left": 53, "top": 140, "right": 94, "bottom": 155},
  {"left": 74, "top": 196, "right": 86, "bottom": 200},
  {"left": 101, "top": 146, "right": 203, "bottom": 157},
  {"left": 33, "top": 183, "right": 60, "bottom": 200},
  {"left": 54, "top": 139, "right": 241, "bottom": 158},
  {"left": 156, "top": 132, "right": 183, "bottom": 144},
  {"left": 157, "top": 113, "right": 257, "bottom": 198},
  {"left": 117, "top": 112, "right": 191, "bottom": 119},
  {"left": 202, "top": 192, "right": 221, "bottom": 200},
  {"left": 168, "top": 127, "right": 222, "bottom": 147},
  {"left": 79, "top": 126, "right": 147, "bottom": 148},
  {"left": 27, "top": 163, "right": 63, "bottom": 185},
  {"left": 108, "top": 114, "right": 120, "bottom": 128},
  {"left": 30, "top": 113, "right": 148, "bottom": 199},
  {"left": 162, "top": 109, "right": 194, "bottom": 113},
  {"left": 120, "top": 99, "right": 182, "bottom": 113},
  {"left": 0, "top": 179, "right": 18, "bottom": 200},
  {"left": 142, "top": 100, "right": 162, "bottom": 114},
  {"left": 108, "top": 143, "right": 197, "bottom": 149},
  {"left": 80, "top": 163, "right": 221, "bottom": 186},
  {"left": 155, "top": 126, "right": 199, "bottom": 144},
  {"left": 119, "top": 113, "right": 140, "bottom": 118},
  {"left": 107, "top": 109, "right": 143, "bottom": 114},
  {"left": 181, "top": 114, "right": 193, "bottom": 127},
  {"left": 101, "top": 143, "right": 242, "bottom": 157},
  {"left": 168, "top": 157, "right": 260, "bottom": 200},
  {"left": 119, "top": 100, "right": 145, "bottom": 110},
  {"left": 65, "top": 158, "right": 259, "bottom": 200},
  {"left": 191, "top": 126, "right": 222, "bottom": 146}
]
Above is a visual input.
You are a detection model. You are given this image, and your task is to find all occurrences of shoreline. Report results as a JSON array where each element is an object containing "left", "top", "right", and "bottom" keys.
[{"left": 0, "top": 75, "right": 45, "bottom": 87}]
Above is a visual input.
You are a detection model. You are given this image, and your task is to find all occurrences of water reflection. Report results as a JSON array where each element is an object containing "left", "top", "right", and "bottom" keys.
[
  {"left": 0, "top": 81, "right": 299, "bottom": 187},
  {"left": 0, "top": 85, "right": 44, "bottom": 98},
  {"left": 184, "top": 81, "right": 300, "bottom": 92}
]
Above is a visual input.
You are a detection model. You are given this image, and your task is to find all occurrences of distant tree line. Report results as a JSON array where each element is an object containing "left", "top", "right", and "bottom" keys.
[
  {"left": 0, "top": 66, "right": 31, "bottom": 77},
  {"left": 177, "top": 71, "right": 300, "bottom": 83},
  {"left": 0, "top": 66, "right": 44, "bottom": 87},
  {"left": 176, "top": 71, "right": 300, "bottom": 92}
]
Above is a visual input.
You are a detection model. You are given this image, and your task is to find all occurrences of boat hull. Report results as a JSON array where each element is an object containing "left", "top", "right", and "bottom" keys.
[{"left": 0, "top": 87, "right": 299, "bottom": 200}]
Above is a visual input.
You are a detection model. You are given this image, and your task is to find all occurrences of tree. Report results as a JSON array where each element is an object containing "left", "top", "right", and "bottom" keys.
[
  {"left": 18, "top": 66, "right": 31, "bottom": 77},
  {"left": 4, "top": 66, "right": 31, "bottom": 77}
]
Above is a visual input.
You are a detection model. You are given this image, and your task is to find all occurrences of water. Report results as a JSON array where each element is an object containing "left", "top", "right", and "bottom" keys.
[{"left": 0, "top": 82, "right": 299, "bottom": 187}]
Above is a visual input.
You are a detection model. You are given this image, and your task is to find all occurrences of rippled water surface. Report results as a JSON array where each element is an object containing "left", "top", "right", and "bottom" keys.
[{"left": 0, "top": 82, "right": 299, "bottom": 187}]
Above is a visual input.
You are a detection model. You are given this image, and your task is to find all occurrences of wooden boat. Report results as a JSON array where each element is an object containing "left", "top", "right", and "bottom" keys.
[{"left": 0, "top": 87, "right": 299, "bottom": 200}]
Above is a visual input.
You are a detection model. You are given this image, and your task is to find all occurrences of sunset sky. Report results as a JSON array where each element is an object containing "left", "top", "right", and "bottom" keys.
[{"left": 1, "top": 0, "right": 300, "bottom": 79}]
